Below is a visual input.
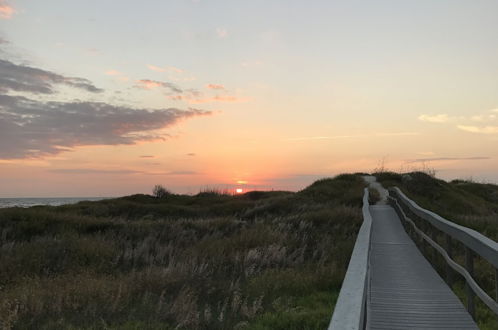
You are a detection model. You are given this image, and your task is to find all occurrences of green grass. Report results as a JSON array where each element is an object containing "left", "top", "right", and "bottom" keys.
[{"left": 0, "top": 174, "right": 366, "bottom": 329}]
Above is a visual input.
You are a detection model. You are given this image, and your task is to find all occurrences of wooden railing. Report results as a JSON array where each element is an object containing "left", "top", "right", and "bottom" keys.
[
  {"left": 389, "top": 187, "right": 498, "bottom": 319},
  {"left": 328, "top": 188, "right": 372, "bottom": 330}
]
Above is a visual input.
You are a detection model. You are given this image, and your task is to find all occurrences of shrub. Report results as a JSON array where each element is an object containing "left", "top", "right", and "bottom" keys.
[{"left": 152, "top": 185, "right": 170, "bottom": 199}]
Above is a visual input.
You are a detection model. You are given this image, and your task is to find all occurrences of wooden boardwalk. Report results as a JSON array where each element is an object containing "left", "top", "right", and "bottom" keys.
[{"left": 367, "top": 204, "right": 478, "bottom": 330}]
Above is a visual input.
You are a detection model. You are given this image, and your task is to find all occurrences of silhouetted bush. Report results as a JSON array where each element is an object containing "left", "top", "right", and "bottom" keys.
[{"left": 152, "top": 184, "right": 170, "bottom": 198}]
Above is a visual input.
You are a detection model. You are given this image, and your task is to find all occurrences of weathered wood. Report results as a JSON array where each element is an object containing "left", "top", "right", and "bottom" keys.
[
  {"left": 392, "top": 190, "right": 498, "bottom": 316},
  {"left": 465, "top": 247, "right": 476, "bottom": 319},
  {"left": 368, "top": 205, "right": 477, "bottom": 329},
  {"left": 391, "top": 187, "right": 498, "bottom": 269},
  {"left": 446, "top": 234, "right": 453, "bottom": 288},
  {"left": 495, "top": 268, "right": 498, "bottom": 303},
  {"left": 328, "top": 188, "right": 372, "bottom": 330}
]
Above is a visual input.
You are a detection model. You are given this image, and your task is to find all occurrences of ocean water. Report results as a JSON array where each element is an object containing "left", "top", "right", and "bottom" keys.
[{"left": 0, "top": 197, "right": 108, "bottom": 208}]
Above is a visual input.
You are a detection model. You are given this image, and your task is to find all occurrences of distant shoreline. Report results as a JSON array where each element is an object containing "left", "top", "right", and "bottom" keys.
[{"left": 0, "top": 197, "right": 110, "bottom": 208}]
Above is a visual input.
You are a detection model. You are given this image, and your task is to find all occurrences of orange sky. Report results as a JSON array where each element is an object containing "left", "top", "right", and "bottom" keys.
[{"left": 1, "top": 1, "right": 497, "bottom": 197}]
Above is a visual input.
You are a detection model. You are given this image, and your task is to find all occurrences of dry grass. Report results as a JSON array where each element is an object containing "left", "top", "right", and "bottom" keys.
[{"left": 0, "top": 174, "right": 365, "bottom": 329}]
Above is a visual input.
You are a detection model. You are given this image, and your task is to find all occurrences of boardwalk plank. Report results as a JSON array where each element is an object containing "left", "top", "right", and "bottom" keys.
[{"left": 367, "top": 205, "right": 478, "bottom": 330}]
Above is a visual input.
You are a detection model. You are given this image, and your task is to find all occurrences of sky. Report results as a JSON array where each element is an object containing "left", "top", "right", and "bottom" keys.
[{"left": 1, "top": 0, "right": 498, "bottom": 197}]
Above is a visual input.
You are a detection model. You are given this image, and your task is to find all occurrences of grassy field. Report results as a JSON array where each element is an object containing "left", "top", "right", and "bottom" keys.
[
  {"left": 376, "top": 171, "right": 498, "bottom": 329},
  {"left": 0, "top": 174, "right": 365, "bottom": 330}
]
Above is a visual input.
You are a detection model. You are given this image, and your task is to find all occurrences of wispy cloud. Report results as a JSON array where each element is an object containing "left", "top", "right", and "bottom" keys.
[
  {"left": 147, "top": 64, "right": 166, "bottom": 72},
  {"left": 284, "top": 132, "right": 418, "bottom": 142},
  {"left": 0, "top": 0, "right": 15, "bottom": 19},
  {"left": 147, "top": 64, "right": 183, "bottom": 73},
  {"left": 457, "top": 125, "right": 498, "bottom": 135},
  {"left": 137, "top": 79, "right": 247, "bottom": 104},
  {"left": 105, "top": 70, "right": 122, "bottom": 76},
  {"left": 48, "top": 168, "right": 199, "bottom": 176},
  {"left": 167, "top": 170, "right": 198, "bottom": 175},
  {"left": 418, "top": 114, "right": 449, "bottom": 123},
  {"left": 135, "top": 79, "right": 183, "bottom": 93},
  {"left": 418, "top": 109, "right": 498, "bottom": 133},
  {"left": 407, "top": 156, "right": 490, "bottom": 163},
  {"left": 186, "top": 95, "right": 248, "bottom": 104},
  {"left": 0, "top": 59, "right": 103, "bottom": 94},
  {"left": 140, "top": 155, "right": 155, "bottom": 158},
  {"left": 206, "top": 84, "right": 225, "bottom": 90},
  {"left": 104, "top": 70, "right": 129, "bottom": 82},
  {"left": 49, "top": 169, "right": 140, "bottom": 175}
]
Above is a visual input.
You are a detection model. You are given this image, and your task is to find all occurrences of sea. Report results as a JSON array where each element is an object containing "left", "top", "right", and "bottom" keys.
[{"left": 0, "top": 197, "right": 109, "bottom": 209}]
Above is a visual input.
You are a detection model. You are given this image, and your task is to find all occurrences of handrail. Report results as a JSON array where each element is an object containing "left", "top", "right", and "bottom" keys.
[
  {"left": 389, "top": 187, "right": 498, "bottom": 318},
  {"left": 390, "top": 187, "right": 498, "bottom": 268},
  {"left": 328, "top": 188, "right": 372, "bottom": 330}
]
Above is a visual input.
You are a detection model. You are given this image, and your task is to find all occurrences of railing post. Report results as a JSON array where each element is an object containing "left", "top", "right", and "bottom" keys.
[
  {"left": 422, "top": 221, "right": 429, "bottom": 256},
  {"left": 465, "top": 247, "right": 475, "bottom": 319},
  {"left": 495, "top": 268, "right": 498, "bottom": 303},
  {"left": 445, "top": 234, "right": 453, "bottom": 288},
  {"left": 419, "top": 219, "right": 425, "bottom": 246},
  {"left": 430, "top": 228, "right": 437, "bottom": 262}
]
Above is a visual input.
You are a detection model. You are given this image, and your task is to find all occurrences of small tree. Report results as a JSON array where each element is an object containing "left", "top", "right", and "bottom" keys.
[{"left": 153, "top": 184, "right": 170, "bottom": 198}]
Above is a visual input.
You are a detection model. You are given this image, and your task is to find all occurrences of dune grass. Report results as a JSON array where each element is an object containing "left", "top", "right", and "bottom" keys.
[{"left": 0, "top": 174, "right": 365, "bottom": 329}]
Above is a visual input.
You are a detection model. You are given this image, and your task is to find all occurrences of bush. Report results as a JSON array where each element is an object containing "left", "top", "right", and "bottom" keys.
[{"left": 152, "top": 185, "right": 170, "bottom": 199}]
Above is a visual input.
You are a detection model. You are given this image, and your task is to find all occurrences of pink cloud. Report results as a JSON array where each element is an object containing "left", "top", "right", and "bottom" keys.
[
  {"left": 135, "top": 79, "right": 183, "bottom": 93},
  {"left": 105, "top": 70, "right": 122, "bottom": 76},
  {"left": 147, "top": 64, "right": 183, "bottom": 73},
  {"left": 136, "top": 79, "right": 163, "bottom": 89},
  {"left": 147, "top": 64, "right": 166, "bottom": 72},
  {"left": 117, "top": 76, "right": 130, "bottom": 82},
  {"left": 206, "top": 83, "right": 225, "bottom": 90},
  {"left": 0, "top": 0, "right": 14, "bottom": 19},
  {"left": 105, "top": 70, "right": 129, "bottom": 82},
  {"left": 170, "top": 66, "right": 183, "bottom": 73},
  {"left": 168, "top": 95, "right": 185, "bottom": 101},
  {"left": 182, "top": 95, "right": 248, "bottom": 104}
]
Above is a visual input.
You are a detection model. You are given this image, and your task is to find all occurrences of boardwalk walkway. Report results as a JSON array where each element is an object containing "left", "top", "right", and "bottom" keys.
[{"left": 367, "top": 203, "right": 478, "bottom": 329}]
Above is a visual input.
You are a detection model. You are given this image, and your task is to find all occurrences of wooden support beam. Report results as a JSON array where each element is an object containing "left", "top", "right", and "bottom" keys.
[
  {"left": 446, "top": 234, "right": 453, "bottom": 288},
  {"left": 465, "top": 247, "right": 475, "bottom": 319}
]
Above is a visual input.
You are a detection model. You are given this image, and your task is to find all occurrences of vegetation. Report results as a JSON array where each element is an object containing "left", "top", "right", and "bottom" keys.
[
  {"left": 375, "top": 171, "right": 498, "bottom": 328},
  {"left": 152, "top": 185, "right": 170, "bottom": 199},
  {"left": 0, "top": 174, "right": 366, "bottom": 329}
]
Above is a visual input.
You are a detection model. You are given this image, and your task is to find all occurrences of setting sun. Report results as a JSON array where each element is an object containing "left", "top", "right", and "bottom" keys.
[{"left": 235, "top": 188, "right": 243, "bottom": 194}]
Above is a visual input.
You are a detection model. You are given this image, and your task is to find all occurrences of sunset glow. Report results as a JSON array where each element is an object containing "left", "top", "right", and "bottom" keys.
[{"left": 1, "top": 1, "right": 498, "bottom": 197}]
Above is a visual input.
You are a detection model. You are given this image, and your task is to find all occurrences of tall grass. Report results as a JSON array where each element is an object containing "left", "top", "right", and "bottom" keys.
[{"left": 0, "top": 174, "right": 365, "bottom": 329}]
